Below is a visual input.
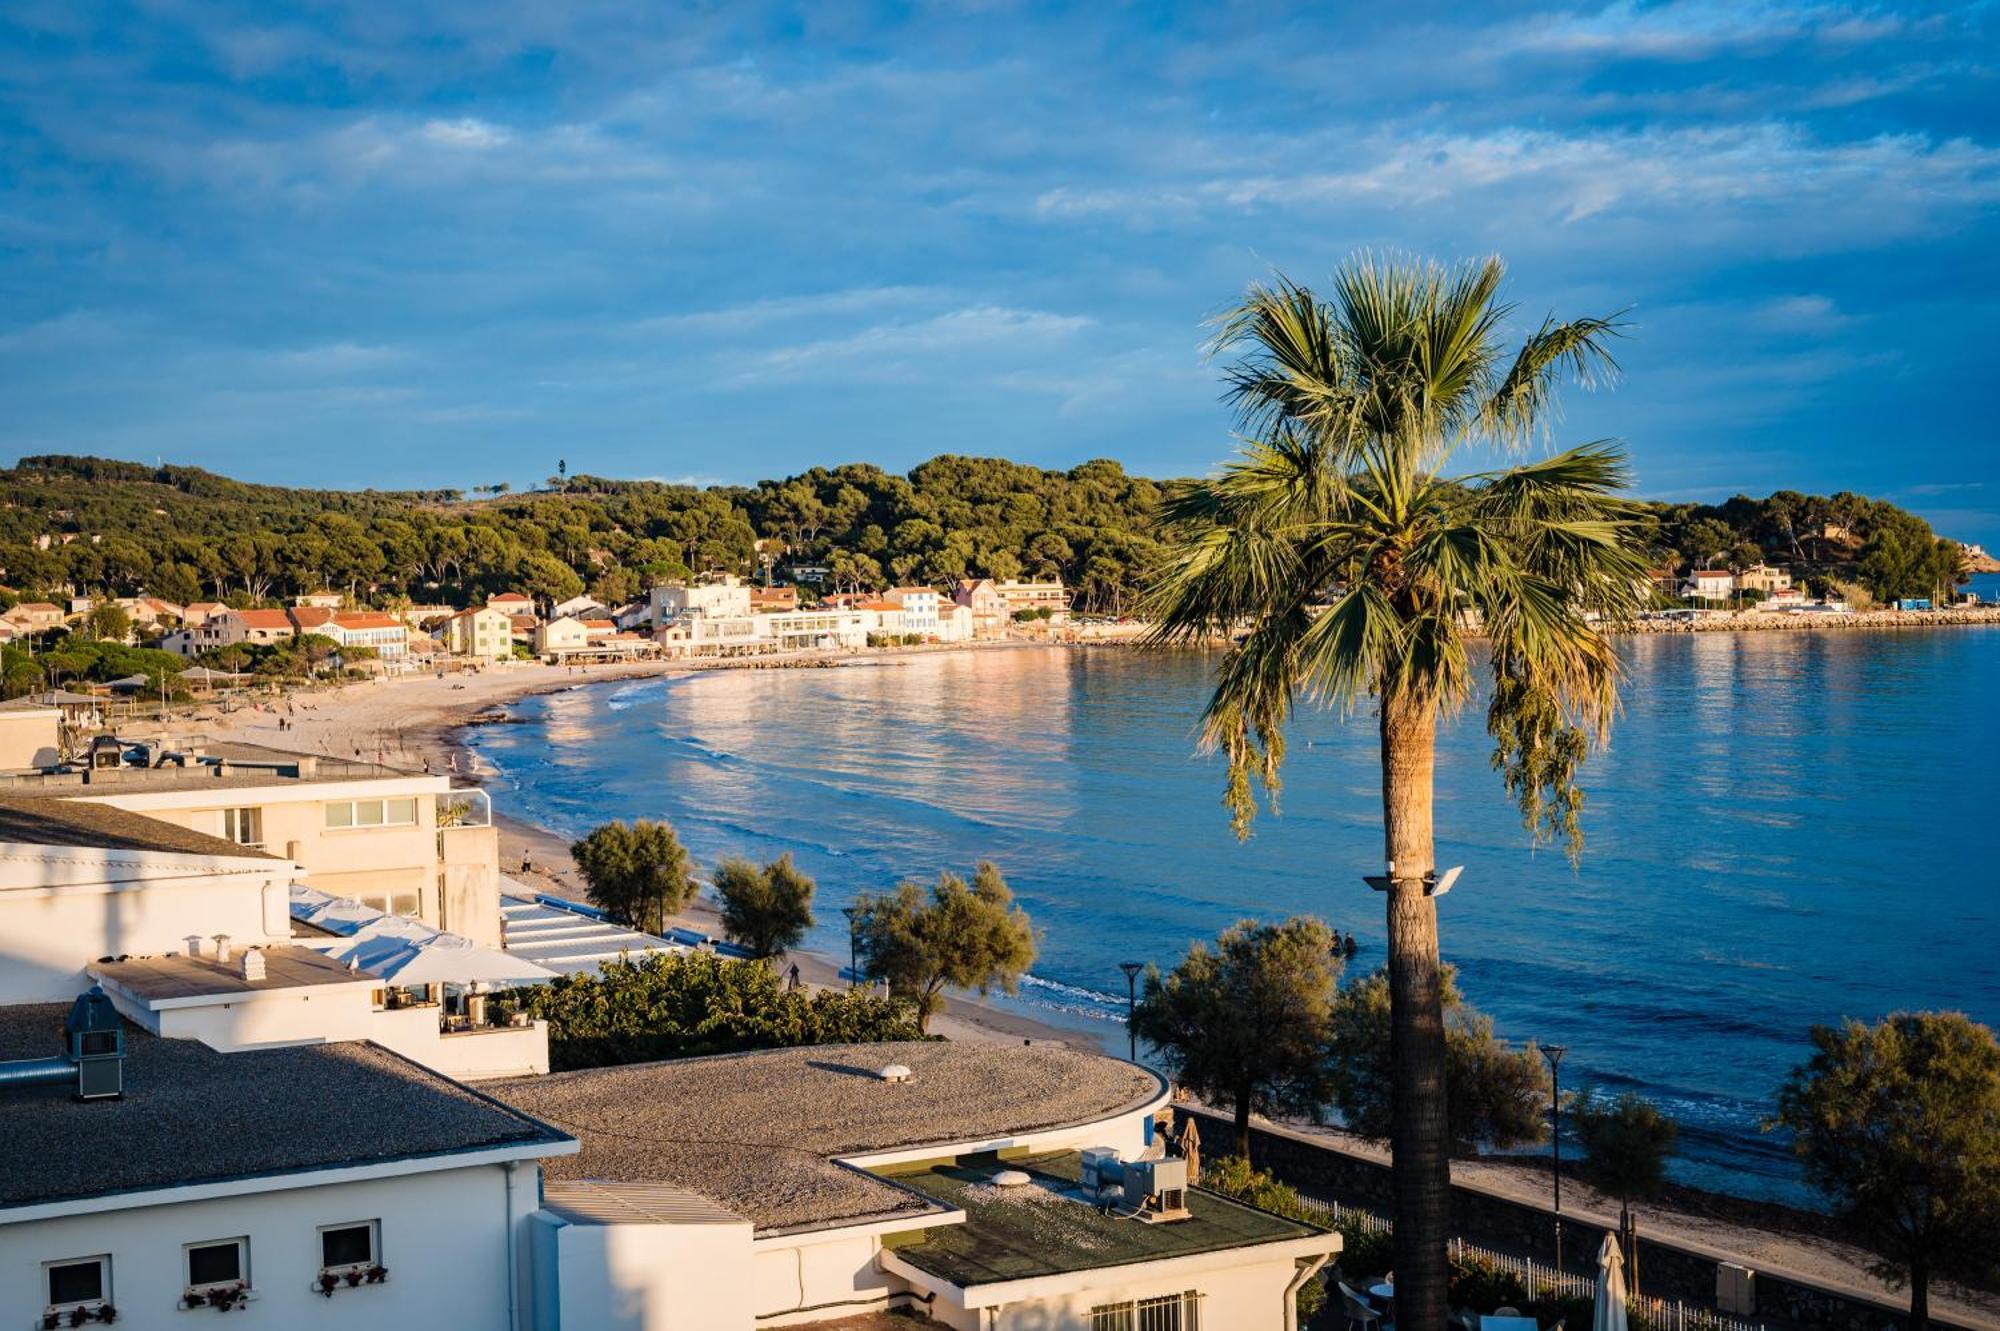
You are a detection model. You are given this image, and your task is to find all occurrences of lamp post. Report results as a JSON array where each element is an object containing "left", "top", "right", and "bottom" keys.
[
  {"left": 1118, "top": 961, "right": 1145, "bottom": 1062},
  {"left": 1543, "top": 1043, "right": 1568, "bottom": 1271},
  {"left": 841, "top": 905, "right": 859, "bottom": 990}
]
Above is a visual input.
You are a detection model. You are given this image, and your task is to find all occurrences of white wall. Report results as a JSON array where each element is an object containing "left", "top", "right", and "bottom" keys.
[
  {"left": 0, "top": 1164, "right": 527, "bottom": 1331},
  {"left": 752, "top": 1229, "right": 900, "bottom": 1327},
  {"left": 539, "top": 1216, "right": 753, "bottom": 1331},
  {"left": 918, "top": 1256, "right": 1305, "bottom": 1331},
  {"left": 0, "top": 709, "right": 61, "bottom": 769},
  {"left": 0, "top": 857, "right": 288, "bottom": 1004}
]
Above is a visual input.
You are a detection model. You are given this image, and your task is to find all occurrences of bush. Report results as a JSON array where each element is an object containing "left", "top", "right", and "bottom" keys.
[
  {"left": 1198, "top": 1157, "right": 1327, "bottom": 1320},
  {"left": 520, "top": 949, "right": 924, "bottom": 1070}
]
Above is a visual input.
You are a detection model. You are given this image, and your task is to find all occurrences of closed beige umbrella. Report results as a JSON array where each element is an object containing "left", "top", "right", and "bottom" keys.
[{"left": 1593, "top": 1231, "right": 1630, "bottom": 1331}]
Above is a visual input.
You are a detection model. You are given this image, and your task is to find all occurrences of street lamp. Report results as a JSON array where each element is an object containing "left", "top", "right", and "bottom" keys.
[
  {"left": 1543, "top": 1043, "right": 1569, "bottom": 1271},
  {"left": 841, "top": 905, "right": 860, "bottom": 990},
  {"left": 1119, "top": 961, "right": 1145, "bottom": 1062}
]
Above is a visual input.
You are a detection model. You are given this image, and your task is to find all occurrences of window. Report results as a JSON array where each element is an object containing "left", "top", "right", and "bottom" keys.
[
  {"left": 1091, "top": 1303, "right": 1135, "bottom": 1331},
  {"left": 1138, "top": 1292, "right": 1202, "bottom": 1331},
  {"left": 361, "top": 890, "right": 425, "bottom": 919},
  {"left": 44, "top": 1256, "right": 108, "bottom": 1310},
  {"left": 318, "top": 1221, "right": 379, "bottom": 1272},
  {"left": 219, "top": 807, "right": 262, "bottom": 847},
  {"left": 185, "top": 1238, "right": 247, "bottom": 1291},
  {"left": 324, "top": 798, "right": 418, "bottom": 831}
]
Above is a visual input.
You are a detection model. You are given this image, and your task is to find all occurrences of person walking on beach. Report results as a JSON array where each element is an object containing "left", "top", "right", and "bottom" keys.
[{"left": 787, "top": 962, "right": 801, "bottom": 992}]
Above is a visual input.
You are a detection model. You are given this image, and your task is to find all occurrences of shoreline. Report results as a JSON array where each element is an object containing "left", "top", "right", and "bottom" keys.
[
  {"left": 194, "top": 637, "right": 2000, "bottom": 1325},
  {"left": 207, "top": 642, "right": 1109, "bottom": 1048}
]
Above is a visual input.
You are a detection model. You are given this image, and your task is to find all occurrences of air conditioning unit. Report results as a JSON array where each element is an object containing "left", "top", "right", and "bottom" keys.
[
  {"left": 1123, "top": 1156, "right": 1190, "bottom": 1222},
  {"left": 1079, "top": 1147, "right": 1124, "bottom": 1205}
]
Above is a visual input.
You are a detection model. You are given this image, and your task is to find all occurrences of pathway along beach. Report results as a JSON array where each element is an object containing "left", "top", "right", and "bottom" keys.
[{"left": 199, "top": 633, "right": 2000, "bottom": 1329}]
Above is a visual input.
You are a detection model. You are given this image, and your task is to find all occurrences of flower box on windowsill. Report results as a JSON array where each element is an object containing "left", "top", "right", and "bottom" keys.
[
  {"left": 311, "top": 1266, "right": 388, "bottom": 1297},
  {"left": 180, "top": 1282, "right": 254, "bottom": 1312},
  {"left": 41, "top": 1305, "right": 118, "bottom": 1329}
]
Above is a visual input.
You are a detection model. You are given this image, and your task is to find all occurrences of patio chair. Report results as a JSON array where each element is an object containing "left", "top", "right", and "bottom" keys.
[
  {"left": 1339, "top": 1283, "right": 1384, "bottom": 1331},
  {"left": 1493, "top": 1308, "right": 1521, "bottom": 1318}
]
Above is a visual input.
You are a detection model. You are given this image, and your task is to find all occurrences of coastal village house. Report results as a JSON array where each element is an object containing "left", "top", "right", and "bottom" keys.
[
  {"left": 993, "top": 579, "right": 1071, "bottom": 623},
  {"left": 883, "top": 585, "right": 940, "bottom": 636},
  {"left": 1735, "top": 563, "right": 1794, "bottom": 595},
  {"left": 0, "top": 602, "right": 64, "bottom": 634},
  {"left": 446, "top": 605, "right": 517, "bottom": 661},
  {"left": 1682, "top": 568, "right": 1736, "bottom": 602},
  {"left": 951, "top": 578, "right": 1010, "bottom": 638}
]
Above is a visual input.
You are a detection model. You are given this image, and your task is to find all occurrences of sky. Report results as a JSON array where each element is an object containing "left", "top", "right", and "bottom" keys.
[{"left": 0, "top": 2, "right": 1996, "bottom": 542}]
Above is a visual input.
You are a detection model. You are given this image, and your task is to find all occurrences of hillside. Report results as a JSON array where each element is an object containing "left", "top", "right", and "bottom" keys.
[{"left": 0, "top": 454, "right": 1970, "bottom": 616}]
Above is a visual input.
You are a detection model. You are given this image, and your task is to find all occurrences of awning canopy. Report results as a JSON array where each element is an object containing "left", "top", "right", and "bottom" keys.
[{"left": 290, "top": 884, "right": 557, "bottom": 988}]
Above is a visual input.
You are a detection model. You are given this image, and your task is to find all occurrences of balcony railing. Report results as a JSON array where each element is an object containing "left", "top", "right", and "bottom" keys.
[{"left": 435, "top": 787, "right": 492, "bottom": 829}]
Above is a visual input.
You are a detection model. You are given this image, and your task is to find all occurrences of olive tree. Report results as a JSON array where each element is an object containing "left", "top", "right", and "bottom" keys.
[
  {"left": 1130, "top": 917, "right": 1343, "bottom": 1163},
  {"left": 570, "top": 819, "right": 695, "bottom": 935},
  {"left": 852, "top": 862, "right": 1036, "bottom": 1033},
  {"left": 1775, "top": 1012, "right": 2000, "bottom": 1331}
]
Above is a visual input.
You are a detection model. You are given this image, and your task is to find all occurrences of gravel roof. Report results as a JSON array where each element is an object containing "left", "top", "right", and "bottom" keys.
[
  {"left": 490, "top": 1041, "right": 1162, "bottom": 1235},
  {"left": 0, "top": 1004, "right": 570, "bottom": 1211},
  {"left": 0, "top": 796, "right": 279, "bottom": 860}
]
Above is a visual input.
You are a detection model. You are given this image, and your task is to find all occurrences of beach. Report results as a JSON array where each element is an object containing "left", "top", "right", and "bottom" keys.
[{"left": 201, "top": 649, "right": 1093, "bottom": 1046}]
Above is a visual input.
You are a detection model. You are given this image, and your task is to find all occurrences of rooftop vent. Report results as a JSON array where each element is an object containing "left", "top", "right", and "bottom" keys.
[
  {"left": 876, "top": 1063, "right": 913, "bottom": 1083},
  {"left": 212, "top": 935, "right": 233, "bottom": 964},
  {"left": 240, "top": 949, "right": 266, "bottom": 983},
  {"left": 991, "top": 1169, "right": 1033, "bottom": 1188},
  {"left": 0, "top": 986, "right": 125, "bottom": 1101}
]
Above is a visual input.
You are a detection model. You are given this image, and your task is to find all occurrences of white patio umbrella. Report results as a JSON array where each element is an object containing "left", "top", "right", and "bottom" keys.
[
  {"left": 341, "top": 930, "right": 558, "bottom": 988},
  {"left": 1593, "top": 1232, "right": 1629, "bottom": 1331}
]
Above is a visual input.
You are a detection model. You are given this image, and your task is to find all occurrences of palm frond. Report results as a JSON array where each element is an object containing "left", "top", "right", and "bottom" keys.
[{"left": 1485, "top": 312, "right": 1626, "bottom": 448}]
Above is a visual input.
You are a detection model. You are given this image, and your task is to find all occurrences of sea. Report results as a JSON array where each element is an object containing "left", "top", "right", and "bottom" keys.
[{"left": 466, "top": 591, "right": 2000, "bottom": 1207}]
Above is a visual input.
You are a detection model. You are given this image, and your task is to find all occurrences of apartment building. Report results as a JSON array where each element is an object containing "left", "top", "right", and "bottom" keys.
[
  {"left": 445, "top": 605, "right": 515, "bottom": 661},
  {"left": 0, "top": 743, "right": 504, "bottom": 947}
]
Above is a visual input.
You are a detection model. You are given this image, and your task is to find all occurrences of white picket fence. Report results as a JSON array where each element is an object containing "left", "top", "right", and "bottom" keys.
[{"left": 1290, "top": 1197, "right": 1766, "bottom": 1331}]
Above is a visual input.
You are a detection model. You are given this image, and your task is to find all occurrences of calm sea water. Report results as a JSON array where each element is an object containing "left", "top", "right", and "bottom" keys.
[{"left": 468, "top": 613, "right": 2000, "bottom": 1205}]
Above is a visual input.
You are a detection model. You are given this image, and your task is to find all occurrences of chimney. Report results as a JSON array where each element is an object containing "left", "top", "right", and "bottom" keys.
[
  {"left": 185, "top": 935, "right": 205, "bottom": 958},
  {"left": 240, "top": 949, "right": 266, "bottom": 982},
  {"left": 212, "top": 934, "right": 232, "bottom": 964}
]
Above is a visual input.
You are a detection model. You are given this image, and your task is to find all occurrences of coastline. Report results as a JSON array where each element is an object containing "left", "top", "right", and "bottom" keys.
[
  {"left": 206, "top": 642, "right": 1109, "bottom": 1048},
  {"left": 193, "top": 635, "right": 2000, "bottom": 1325}
]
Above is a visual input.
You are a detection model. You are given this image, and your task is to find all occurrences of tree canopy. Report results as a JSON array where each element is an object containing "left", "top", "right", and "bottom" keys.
[
  {"left": 1774, "top": 1011, "right": 2000, "bottom": 1331},
  {"left": 1130, "top": 916, "right": 1345, "bottom": 1163},
  {"left": 851, "top": 862, "right": 1037, "bottom": 1033},
  {"left": 713, "top": 853, "right": 816, "bottom": 960},
  {"left": 1324, "top": 965, "right": 1549, "bottom": 1157},
  {"left": 569, "top": 819, "right": 696, "bottom": 935}
]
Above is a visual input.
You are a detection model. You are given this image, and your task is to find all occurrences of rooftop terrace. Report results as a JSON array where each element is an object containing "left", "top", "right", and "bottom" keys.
[
  {"left": 0, "top": 795, "right": 278, "bottom": 859},
  {"left": 883, "top": 1150, "right": 1325, "bottom": 1288},
  {"left": 0, "top": 741, "right": 426, "bottom": 797},
  {"left": 491, "top": 1041, "right": 1162, "bottom": 1235}
]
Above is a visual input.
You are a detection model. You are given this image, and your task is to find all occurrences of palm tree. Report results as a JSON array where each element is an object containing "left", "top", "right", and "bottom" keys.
[{"left": 1149, "top": 254, "right": 1651, "bottom": 1331}]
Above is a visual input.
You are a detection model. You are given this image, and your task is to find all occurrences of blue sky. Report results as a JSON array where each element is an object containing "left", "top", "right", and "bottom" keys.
[{"left": 1, "top": 2, "right": 1995, "bottom": 542}]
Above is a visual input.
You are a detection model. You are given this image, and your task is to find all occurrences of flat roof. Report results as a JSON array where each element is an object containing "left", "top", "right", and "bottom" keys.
[
  {"left": 0, "top": 796, "right": 279, "bottom": 860},
  {"left": 542, "top": 1180, "right": 746, "bottom": 1227},
  {"left": 0, "top": 742, "right": 430, "bottom": 798},
  {"left": 491, "top": 1042, "right": 1162, "bottom": 1235},
  {"left": 92, "top": 945, "right": 366, "bottom": 1002},
  {"left": 0, "top": 1004, "right": 571, "bottom": 1211},
  {"left": 885, "top": 1150, "right": 1324, "bottom": 1287}
]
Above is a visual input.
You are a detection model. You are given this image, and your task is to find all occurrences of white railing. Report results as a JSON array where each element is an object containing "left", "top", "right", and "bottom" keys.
[{"left": 1289, "top": 1197, "right": 1767, "bottom": 1331}]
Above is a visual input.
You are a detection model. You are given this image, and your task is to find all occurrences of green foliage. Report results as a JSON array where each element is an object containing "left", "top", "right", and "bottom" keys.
[
  {"left": 520, "top": 950, "right": 924, "bottom": 1070},
  {"left": 1650, "top": 489, "right": 1967, "bottom": 602},
  {"left": 1774, "top": 1011, "right": 2000, "bottom": 1323},
  {"left": 81, "top": 602, "right": 132, "bottom": 642},
  {"left": 1448, "top": 1253, "right": 1528, "bottom": 1310},
  {"left": 852, "top": 862, "right": 1037, "bottom": 1033},
  {"left": 0, "top": 453, "right": 1168, "bottom": 615},
  {"left": 1132, "top": 917, "right": 1344, "bottom": 1163},
  {"left": 32, "top": 638, "right": 186, "bottom": 694},
  {"left": 1334, "top": 1214, "right": 1395, "bottom": 1280},
  {"left": 1573, "top": 1089, "right": 1678, "bottom": 1216},
  {"left": 570, "top": 820, "right": 696, "bottom": 934},
  {"left": 1196, "top": 1156, "right": 1326, "bottom": 1319},
  {"left": 1325, "top": 967, "right": 1548, "bottom": 1156},
  {"left": 713, "top": 853, "right": 816, "bottom": 960}
]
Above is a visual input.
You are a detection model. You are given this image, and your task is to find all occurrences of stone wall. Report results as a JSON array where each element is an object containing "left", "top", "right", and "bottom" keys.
[{"left": 1174, "top": 1107, "right": 1972, "bottom": 1331}]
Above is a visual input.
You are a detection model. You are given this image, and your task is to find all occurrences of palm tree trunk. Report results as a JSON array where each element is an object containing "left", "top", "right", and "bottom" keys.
[
  {"left": 1909, "top": 1260, "right": 1929, "bottom": 1331},
  {"left": 1381, "top": 690, "right": 1453, "bottom": 1331},
  {"left": 1234, "top": 1085, "right": 1254, "bottom": 1166}
]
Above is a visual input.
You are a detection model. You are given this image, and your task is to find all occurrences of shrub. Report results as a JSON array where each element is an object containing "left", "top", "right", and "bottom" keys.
[
  {"left": 520, "top": 949, "right": 925, "bottom": 1070},
  {"left": 1197, "top": 1157, "right": 1327, "bottom": 1320}
]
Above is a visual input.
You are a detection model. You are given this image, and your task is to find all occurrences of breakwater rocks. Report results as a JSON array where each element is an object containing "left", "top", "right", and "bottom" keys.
[{"left": 1616, "top": 607, "right": 2000, "bottom": 634}]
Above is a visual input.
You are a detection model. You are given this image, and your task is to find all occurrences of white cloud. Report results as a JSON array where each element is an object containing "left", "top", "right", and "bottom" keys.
[
  {"left": 723, "top": 305, "right": 1096, "bottom": 387},
  {"left": 1501, "top": 1, "right": 1901, "bottom": 61},
  {"left": 421, "top": 117, "right": 510, "bottom": 149}
]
